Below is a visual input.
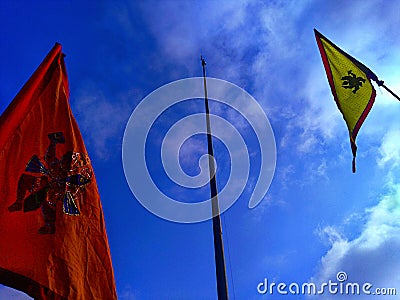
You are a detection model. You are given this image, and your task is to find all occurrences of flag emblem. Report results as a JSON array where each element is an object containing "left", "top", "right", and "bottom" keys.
[
  {"left": 7, "top": 132, "right": 92, "bottom": 234},
  {"left": 341, "top": 70, "right": 366, "bottom": 94}
]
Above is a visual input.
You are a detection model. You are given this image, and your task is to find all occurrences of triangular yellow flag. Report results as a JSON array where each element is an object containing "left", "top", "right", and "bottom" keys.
[{"left": 314, "top": 29, "right": 382, "bottom": 172}]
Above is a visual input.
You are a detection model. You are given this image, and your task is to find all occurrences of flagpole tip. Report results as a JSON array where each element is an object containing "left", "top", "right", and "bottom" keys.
[{"left": 200, "top": 55, "right": 206, "bottom": 67}]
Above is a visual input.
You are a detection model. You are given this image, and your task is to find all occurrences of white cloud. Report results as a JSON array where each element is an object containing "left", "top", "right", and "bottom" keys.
[
  {"left": 72, "top": 83, "right": 134, "bottom": 160},
  {"left": 310, "top": 182, "right": 400, "bottom": 299},
  {"left": 134, "top": 0, "right": 252, "bottom": 74},
  {"left": 250, "top": 193, "right": 287, "bottom": 222},
  {"left": 377, "top": 129, "right": 400, "bottom": 169},
  {"left": 309, "top": 113, "right": 400, "bottom": 298}
]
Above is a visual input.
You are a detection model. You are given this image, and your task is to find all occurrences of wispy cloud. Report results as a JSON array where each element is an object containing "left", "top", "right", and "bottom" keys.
[
  {"left": 309, "top": 124, "right": 400, "bottom": 298},
  {"left": 377, "top": 129, "right": 400, "bottom": 169},
  {"left": 310, "top": 181, "right": 400, "bottom": 298},
  {"left": 119, "top": 285, "right": 137, "bottom": 300},
  {"left": 72, "top": 82, "right": 134, "bottom": 160}
]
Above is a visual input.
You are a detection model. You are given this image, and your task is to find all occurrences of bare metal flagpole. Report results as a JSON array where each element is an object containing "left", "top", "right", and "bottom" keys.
[{"left": 201, "top": 56, "right": 229, "bottom": 300}]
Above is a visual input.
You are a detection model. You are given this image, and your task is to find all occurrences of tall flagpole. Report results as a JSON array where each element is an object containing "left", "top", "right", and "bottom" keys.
[{"left": 201, "top": 56, "right": 229, "bottom": 300}]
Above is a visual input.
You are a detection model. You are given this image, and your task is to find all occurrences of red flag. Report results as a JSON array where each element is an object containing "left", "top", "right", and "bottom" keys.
[{"left": 0, "top": 44, "right": 117, "bottom": 299}]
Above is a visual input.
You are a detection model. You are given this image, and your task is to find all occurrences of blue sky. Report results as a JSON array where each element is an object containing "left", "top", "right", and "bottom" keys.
[{"left": 1, "top": 0, "right": 400, "bottom": 299}]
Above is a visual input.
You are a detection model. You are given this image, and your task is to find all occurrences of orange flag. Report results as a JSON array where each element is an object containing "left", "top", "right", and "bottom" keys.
[{"left": 0, "top": 44, "right": 117, "bottom": 299}]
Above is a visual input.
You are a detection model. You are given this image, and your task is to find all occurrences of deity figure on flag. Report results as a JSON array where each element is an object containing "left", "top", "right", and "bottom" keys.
[{"left": 8, "top": 132, "right": 92, "bottom": 234}]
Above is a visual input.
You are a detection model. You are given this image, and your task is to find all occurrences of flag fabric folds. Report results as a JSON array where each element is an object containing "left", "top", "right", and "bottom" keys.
[
  {"left": 0, "top": 44, "right": 117, "bottom": 299},
  {"left": 314, "top": 29, "right": 382, "bottom": 172}
]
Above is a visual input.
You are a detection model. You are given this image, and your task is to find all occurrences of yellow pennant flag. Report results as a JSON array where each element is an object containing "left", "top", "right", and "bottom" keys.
[{"left": 314, "top": 29, "right": 382, "bottom": 172}]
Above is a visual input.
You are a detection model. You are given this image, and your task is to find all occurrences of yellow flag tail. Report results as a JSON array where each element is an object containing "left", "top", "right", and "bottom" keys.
[{"left": 314, "top": 29, "right": 383, "bottom": 172}]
